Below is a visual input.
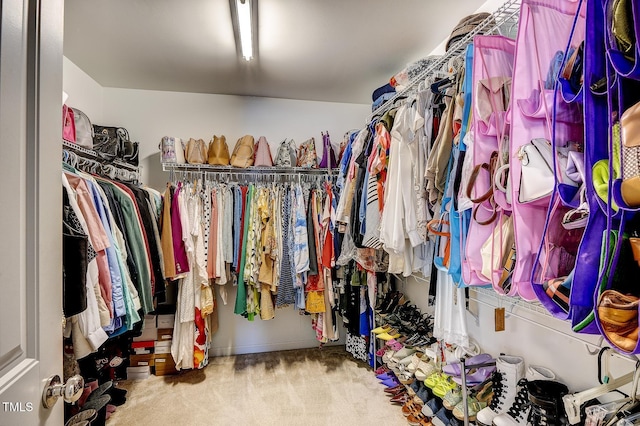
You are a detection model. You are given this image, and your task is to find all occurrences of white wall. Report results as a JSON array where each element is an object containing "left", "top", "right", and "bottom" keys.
[
  {"left": 100, "top": 88, "right": 369, "bottom": 354},
  {"left": 100, "top": 88, "right": 369, "bottom": 190},
  {"left": 402, "top": 275, "right": 638, "bottom": 395},
  {"left": 64, "top": 61, "right": 371, "bottom": 355},
  {"left": 62, "top": 57, "right": 104, "bottom": 123}
]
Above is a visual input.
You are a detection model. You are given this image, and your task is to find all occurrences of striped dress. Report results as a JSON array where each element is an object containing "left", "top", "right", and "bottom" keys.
[{"left": 276, "top": 186, "right": 296, "bottom": 307}]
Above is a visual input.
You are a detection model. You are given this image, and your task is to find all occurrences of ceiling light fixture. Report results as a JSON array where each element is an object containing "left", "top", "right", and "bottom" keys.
[{"left": 231, "top": 0, "right": 257, "bottom": 61}]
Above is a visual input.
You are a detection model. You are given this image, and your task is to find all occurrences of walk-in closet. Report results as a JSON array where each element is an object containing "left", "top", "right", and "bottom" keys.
[{"left": 2, "top": 0, "right": 640, "bottom": 425}]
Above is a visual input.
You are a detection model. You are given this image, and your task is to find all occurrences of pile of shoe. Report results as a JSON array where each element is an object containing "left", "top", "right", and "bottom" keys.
[
  {"left": 475, "top": 355, "right": 567, "bottom": 426},
  {"left": 374, "top": 337, "right": 571, "bottom": 425},
  {"left": 65, "top": 379, "right": 127, "bottom": 426},
  {"left": 374, "top": 293, "right": 436, "bottom": 348}
]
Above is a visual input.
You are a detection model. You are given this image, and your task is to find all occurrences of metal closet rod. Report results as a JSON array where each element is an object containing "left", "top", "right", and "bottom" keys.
[
  {"left": 367, "top": 0, "right": 521, "bottom": 122},
  {"left": 62, "top": 139, "right": 141, "bottom": 173},
  {"left": 162, "top": 163, "right": 334, "bottom": 175}
]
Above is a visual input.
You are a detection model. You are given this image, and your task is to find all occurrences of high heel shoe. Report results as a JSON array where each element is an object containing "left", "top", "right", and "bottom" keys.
[{"left": 377, "top": 291, "right": 400, "bottom": 315}]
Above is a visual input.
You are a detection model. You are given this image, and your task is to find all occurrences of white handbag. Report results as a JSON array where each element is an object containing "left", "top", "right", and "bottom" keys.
[
  {"left": 517, "top": 138, "right": 555, "bottom": 203},
  {"left": 160, "top": 136, "right": 186, "bottom": 164}
]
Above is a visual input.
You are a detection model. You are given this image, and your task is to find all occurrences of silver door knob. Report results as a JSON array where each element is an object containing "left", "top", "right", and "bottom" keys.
[{"left": 41, "top": 374, "right": 84, "bottom": 408}]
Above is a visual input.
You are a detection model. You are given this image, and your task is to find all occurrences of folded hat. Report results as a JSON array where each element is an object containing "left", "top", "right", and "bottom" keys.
[{"left": 446, "top": 12, "right": 492, "bottom": 52}]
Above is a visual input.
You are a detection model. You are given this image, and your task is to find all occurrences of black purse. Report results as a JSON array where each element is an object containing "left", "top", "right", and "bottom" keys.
[{"left": 92, "top": 125, "right": 129, "bottom": 160}]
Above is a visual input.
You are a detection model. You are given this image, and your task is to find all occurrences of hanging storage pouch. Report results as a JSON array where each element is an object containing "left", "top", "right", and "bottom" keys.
[
  {"left": 516, "top": 88, "right": 583, "bottom": 123},
  {"left": 568, "top": 0, "right": 614, "bottom": 334},
  {"left": 612, "top": 90, "right": 640, "bottom": 211},
  {"left": 462, "top": 35, "right": 517, "bottom": 291},
  {"left": 605, "top": 0, "right": 640, "bottom": 80},
  {"left": 557, "top": 41, "right": 585, "bottom": 104},
  {"left": 508, "top": 0, "right": 586, "bottom": 301}
]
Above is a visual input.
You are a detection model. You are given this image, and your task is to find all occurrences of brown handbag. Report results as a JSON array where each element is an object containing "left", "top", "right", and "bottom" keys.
[
  {"left": 598, "top": 289, "right": 640, "bottom": 352},
  {"left": 230, "top": 135, "right": 255, "bottom": 168},
  {"left": 208, "top": 135, "right": 230, "bottom": 166},
  {"left": 185, "top": 138, "right": 207, "bottom": 164},
  {"left": 621, "top": 102, "right": 640, "bottom": 206}
]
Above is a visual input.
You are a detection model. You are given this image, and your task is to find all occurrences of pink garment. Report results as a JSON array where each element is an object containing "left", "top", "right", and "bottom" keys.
[
  {"left": 64, "top": 173, "right": 113, "bottom": 318},
  {"left": 171, "top": 183, "right": 190, "bottom": 275}
]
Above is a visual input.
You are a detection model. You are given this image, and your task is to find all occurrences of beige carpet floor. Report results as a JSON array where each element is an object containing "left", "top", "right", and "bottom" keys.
[{"left": 106, "top": 346, "right": 408, "bottom": 426}]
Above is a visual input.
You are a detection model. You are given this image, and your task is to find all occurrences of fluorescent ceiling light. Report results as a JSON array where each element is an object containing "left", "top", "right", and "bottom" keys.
[{"left": 236, "top": 0, "right": 253, "bottom": 61}]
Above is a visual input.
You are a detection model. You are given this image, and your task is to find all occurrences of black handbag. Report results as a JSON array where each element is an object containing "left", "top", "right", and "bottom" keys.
[{"left": 92, "top": 125, "right": 129, "bottom": 160}]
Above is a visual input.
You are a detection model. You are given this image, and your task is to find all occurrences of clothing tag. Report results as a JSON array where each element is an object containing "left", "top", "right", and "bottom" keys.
[{"left": 495, "top": 307, "right": 505, "bottom": 332}]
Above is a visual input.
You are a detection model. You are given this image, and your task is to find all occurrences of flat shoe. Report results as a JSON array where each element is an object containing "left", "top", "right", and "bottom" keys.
[
  {"left": 451, "top": 365, "right": 496, "bottom": 386},
  {"left": 425, "top": 372, "right": 448, "bottom": 389},
  {"left": 65, "top": 409, "right": 97, "bottom": 426},
  {"left": 442, "top": 354, "right": 493, "bottom": 377},
  {"left": 372, "top": 324, "right": 392, "bottom": 334}
]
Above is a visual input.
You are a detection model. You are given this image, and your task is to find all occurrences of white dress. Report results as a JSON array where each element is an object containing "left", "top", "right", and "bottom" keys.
[{"left": 433, "top": 268, "right": 469, "bottom": 348}]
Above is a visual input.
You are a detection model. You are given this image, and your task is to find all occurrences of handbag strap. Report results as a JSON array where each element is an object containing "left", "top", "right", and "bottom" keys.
[
  {"left": 472, "top": 200, "right": 498, "bottom": 226},
  {"left": 427, "top": 219, "right": 450, "bottom": 237},
  {"left": 466, "top": 151, "right": 499, "bottom": 204}
]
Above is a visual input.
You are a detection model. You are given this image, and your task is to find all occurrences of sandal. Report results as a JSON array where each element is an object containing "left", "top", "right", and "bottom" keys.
[
  {"left": 452, "top": 396, "right": 487, "bottom": 421},
  {"left": 425, "top": 372, "right": 448, "bottom": 389},
  {"left": 432, "top": 377, "right": 457, "bottom": 398},
  {"left": 414, "top": 360, "right": 438, "bottom": 382}
]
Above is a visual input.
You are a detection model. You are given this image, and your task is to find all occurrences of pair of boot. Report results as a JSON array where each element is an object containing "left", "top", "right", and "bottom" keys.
[{"left": 476, "top": 355, "right": 568, "bottom": 425}]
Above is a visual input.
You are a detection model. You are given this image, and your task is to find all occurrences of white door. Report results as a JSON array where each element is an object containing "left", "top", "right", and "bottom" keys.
[{"left": 0, "top": 0, "right": 65, "bottom": 425}]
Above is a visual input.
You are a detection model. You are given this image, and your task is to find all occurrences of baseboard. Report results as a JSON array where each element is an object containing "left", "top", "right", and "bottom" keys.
[{"left": 208, "top": 340, "right": 345, "bottom": 357}]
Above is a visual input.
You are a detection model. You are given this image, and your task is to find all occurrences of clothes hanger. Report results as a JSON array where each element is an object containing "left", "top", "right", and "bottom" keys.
[{"left": 431, "top": 77, "right": 454, "bottom": 96}]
